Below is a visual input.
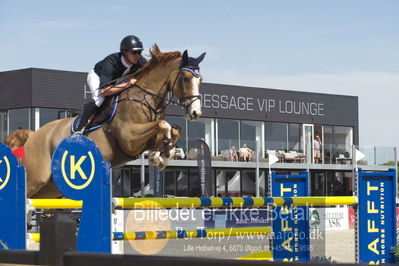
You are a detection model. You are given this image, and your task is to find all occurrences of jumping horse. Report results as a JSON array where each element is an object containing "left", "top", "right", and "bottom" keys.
[{"left": 20, "top": 44, "right": 205, "bottom": 198}]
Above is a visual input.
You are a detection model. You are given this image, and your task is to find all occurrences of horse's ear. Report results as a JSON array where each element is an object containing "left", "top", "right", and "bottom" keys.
[
  {"left": 196, "top": 52, "right": 206, "bottom": 64},
  {"left": 181, "top": 50, "right": 189, "bottom": 66}
]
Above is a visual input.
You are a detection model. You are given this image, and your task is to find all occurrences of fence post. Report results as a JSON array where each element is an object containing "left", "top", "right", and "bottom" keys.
[{"left": 39, "top": 214, "right": 76, "bottom": 266}]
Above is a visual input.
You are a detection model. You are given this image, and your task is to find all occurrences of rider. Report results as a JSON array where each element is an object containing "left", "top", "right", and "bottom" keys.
[{"left": 76, "top": 35, "right": 147, "bottom": 133}]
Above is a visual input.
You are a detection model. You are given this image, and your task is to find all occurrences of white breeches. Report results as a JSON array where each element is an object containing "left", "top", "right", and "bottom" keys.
[{"left": 87, "top": 69, "right": 105, "bottom": 107}]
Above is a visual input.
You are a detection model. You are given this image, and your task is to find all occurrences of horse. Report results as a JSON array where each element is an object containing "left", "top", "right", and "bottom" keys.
[
  {"left": 21, "top": 44, "right": 206, "bottom": 198},
  {"left": 3, "top": 129, "right": 34, "bottom": 150}
]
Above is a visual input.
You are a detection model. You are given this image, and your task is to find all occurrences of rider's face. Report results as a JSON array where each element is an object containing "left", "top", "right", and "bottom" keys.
[{"left": 125, "top": 50, "right": 141, "bottom": 64}]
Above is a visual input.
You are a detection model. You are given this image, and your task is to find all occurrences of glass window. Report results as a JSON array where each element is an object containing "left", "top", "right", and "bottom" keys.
[
  {"left": 216, "top": 170, "right": 236, "bottom": 196},
  {"left": 241, "top": 170, "right": 256, "bottom": 197},
  {"left": 323, "top": 126, "right": 333, "bottom": 164},
  {"left": 166, "top": 115, "right": 187, "bottom": 154},
  {"left": 226, "top": 170, "right": 240, "bottom": 197},
  {"left": 217, "top": 119, "right": 239, "bottom": 155},
  {"left": 288, "top": 123, "right": 302, "bottom": 152},
  {"left": 39, "top": 108, "right": 66, "bottom": 127},
  {"left": 333, "top": 126, "right": 353, "bottom": 159},
  {"left": 187, "top": 117, "right": 213, "bottom": 156},
  {"left": 164, "top": 168, "right": 178, "bottom": 196},
  {"left": 188, "top": 168, "right": 202, "bottom": 197},
  {"left": 9, "top": 108, "right": 30, "bottom": 132},
  {"left": 265, "top": 122, "right": 287, "bottom": 151},
  {"left": 129, "top": 167, "right": 149, "bottom": 197},
  {"left": 311, "top": 172, "right": 327, "bottom": 196},
  {"left": 240, "top": 121, "right": 264, "bottom": 158},
  {"left": 67, "top": 110, "right": 80, "bottom": 117},
  {"left": 0, "top": 111, "right": 7, "bottom": 140},
  {"left": 112, "top": 167, "right": 133, "bottom": 197},
  {"left": 176, "top": 169, "right": 188, "bottom": 196}
]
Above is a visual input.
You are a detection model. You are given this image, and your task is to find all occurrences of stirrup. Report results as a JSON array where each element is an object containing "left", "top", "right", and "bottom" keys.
[
  {"left": 74, "top": 129, "right": 84, "bottom": 135},
  {"left": 74, "top": 125, "right": 87, "bottom": 135}
]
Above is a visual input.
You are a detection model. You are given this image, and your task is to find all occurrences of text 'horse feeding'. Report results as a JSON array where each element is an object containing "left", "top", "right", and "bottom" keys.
[{"left": 21, "top": 44, "right": 205, "bottom": 198}]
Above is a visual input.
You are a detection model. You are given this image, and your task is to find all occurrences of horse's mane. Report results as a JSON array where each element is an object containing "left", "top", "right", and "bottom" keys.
[{"left": 134, "top": 44, "right": 181, "bottom": 79}]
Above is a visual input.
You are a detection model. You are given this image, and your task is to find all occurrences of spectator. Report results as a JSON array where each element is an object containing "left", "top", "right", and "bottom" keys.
[
  {"left": 229, "top": 146, "right": 238, "bottom": 161},
  {"left": 313, "top": 135, "right": 322, "bottom": 164},
  {"left": 239, "top": 143, "right": 252, "bottom": 162}
]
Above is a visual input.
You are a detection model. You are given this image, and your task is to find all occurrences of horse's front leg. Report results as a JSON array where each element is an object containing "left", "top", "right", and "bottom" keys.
[{"left": 148, "top": 121, "right": 181, "bottom": 170}]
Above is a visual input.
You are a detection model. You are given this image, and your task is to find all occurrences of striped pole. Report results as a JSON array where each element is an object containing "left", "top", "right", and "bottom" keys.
[
  {"left": 28, "top": 196, "right": 358, "bottom": 209},
  {"left": 113, "top": 196, "right": 358, "bottom": 209},
  {"left": 29, "top": 226, "right": 272, "bottom": 242}
]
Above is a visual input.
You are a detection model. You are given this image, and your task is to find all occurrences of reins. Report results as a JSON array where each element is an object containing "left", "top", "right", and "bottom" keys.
[{"left": 116, "top": 67, "right": 201, "bottom": 121}]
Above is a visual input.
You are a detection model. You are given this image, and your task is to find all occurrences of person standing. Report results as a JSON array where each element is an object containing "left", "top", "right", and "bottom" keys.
[
  {"left": 76, "top": 35, "right": 147, "bottom": 133},
  {"left": 313, "top": 135, "right": 322, "bottom": 164}
]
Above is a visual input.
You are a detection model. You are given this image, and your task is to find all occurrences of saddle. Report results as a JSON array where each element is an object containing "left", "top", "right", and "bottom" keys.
[{"left": 71, "top": 95, "right": 119, "bottom": 134}]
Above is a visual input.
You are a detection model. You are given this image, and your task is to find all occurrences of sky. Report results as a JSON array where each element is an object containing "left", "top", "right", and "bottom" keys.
[{"left": 0, "top": 0, "right": 398, "bottom": 151}]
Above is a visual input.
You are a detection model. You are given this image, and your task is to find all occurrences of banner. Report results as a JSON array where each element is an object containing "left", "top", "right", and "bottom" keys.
[
  {"left": 196, "top": 139, "right": 212, "bottom": 197},
  {"left": 271, "top": 171, "right": 310, "bottom": 261},
  {"left": 149, "top": 165, "right": 164, "bottom": 197},
  {"left": 358, "top": 168, "right": 397, "bottom": 264}
]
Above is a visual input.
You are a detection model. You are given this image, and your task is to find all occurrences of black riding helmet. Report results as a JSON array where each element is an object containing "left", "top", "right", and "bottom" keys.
[{"left": 120, "top": 35, "right": 144, "bottom": 52}]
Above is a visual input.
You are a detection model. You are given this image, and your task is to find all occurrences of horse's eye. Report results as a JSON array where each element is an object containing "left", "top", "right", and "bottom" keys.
[{"left": 183, "top": 76, "right": 191, "bottom": 82}]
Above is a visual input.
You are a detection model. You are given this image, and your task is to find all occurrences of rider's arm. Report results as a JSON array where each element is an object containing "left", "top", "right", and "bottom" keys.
[{"left": 101, "top": 79, "right": 136, "bottom": 96}]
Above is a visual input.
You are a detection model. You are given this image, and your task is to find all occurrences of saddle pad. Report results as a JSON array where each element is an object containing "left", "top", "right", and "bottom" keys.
[{"left": 71, "top": 95, "right": 119, "bottom": 134}]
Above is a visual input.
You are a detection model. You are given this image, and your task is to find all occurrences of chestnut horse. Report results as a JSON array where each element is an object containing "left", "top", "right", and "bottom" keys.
[{"left": 22, "top": 44, "right": 205, "bottom": 198}]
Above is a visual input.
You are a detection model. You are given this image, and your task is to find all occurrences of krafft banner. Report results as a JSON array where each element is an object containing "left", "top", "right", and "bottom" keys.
[
  {"left": 271, "top": 171, "right": 310, "bottom": 262},
  {"left": 358, "top": 168, "right": 397, "bottom": 264},
  {"left": 196, "top": 139, "right": 212, "bottom": 197}
]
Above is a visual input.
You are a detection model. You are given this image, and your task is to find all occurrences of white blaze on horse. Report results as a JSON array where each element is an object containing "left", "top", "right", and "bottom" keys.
[{"left": 5, "top": 44, "right": 205, "bottom": 198}]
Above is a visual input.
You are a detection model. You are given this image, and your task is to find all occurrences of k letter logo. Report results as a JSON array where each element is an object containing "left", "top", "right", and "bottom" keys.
[
  {"left": 0, "top": 156, "right": 11, "bottom": 190},
  {"left": 61, "top": 151, "right": 95, "bottom": 190}
]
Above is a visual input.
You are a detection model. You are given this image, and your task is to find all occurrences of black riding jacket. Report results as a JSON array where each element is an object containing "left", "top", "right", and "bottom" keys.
[{"left": 93, "top": 52, "right": 147, "bottom": 87}]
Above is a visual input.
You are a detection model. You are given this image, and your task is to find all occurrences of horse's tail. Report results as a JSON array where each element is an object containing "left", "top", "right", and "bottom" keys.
[{"left": 2, "top": 129, "right": 34, "bottom": 150}]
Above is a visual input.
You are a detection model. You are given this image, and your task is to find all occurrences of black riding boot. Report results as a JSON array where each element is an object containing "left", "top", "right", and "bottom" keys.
[{"left": 75, "top": 100, "right": 98, "bottom": 134}]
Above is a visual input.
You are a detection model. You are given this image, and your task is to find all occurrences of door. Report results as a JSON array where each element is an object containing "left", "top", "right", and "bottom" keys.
[{"left": 303, "top": 124, "right": 314, "bottom": 163}]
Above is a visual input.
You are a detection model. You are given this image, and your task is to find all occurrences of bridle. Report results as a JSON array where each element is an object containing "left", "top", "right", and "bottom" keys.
[{"left": 117, "top": 66, "right": 201, "bottom": 121}]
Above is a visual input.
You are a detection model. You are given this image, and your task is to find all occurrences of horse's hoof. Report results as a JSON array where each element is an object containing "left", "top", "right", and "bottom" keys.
[
  {"left": 149, "top": 151, "right": 160, "bottom": 166},
  {"left": 158, "top": 160, "right": 168, "bottom": 171}
]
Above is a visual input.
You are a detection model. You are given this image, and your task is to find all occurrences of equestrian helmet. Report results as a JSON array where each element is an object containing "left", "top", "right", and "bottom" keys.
[{"left": 120, "top": 35, "right": 144, "bottom": 52}]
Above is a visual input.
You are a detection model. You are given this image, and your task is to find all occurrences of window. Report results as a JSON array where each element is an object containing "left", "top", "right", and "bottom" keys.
[
  {"left": 187, "top": 118, "right": 213, "bottom": 155},
  {"left": 164, "top": 168, "right": 178, "bottom": 196},
  {"left": 226, "top": 170, "right": 240, "bottom": 197},
  {"left": 166, "top": 116, "right": 187, "bottom": 154},
  {"left": 240, "top": 121, "right": 264, "bottom": 158},
  {"left": 9, "top": 109, "right": 30, "bottom": 133},
  {"left": 112, "top": 167, "right": 133, "bottom": 197},
  {"left": 0, "top": 111, "right": 7, "bottom": 140},
  {"left": 333, "top": 126, "right": 353, "bottom": 159},
  {"left": 216, "top": 170, "right": 236, "bottom": 196},
  {"left": 288, "top": 123, "right": 302, "bottom": 152},
  {"left": 323, "top": 126, "right": 353, "bottom": 164},
  {"left": 176, "top": 169, "right": 188, "bottom": 196},
  {"left": 241, "top": 170, "right": 257, "bottom": 197},
  {"left": 188, "top": 168, "right": 202, "bottom": 197},
  {"left": 265, "top": 122, "right": 287, "bottom": 151},
  {"left": 39, "top": 108, "right": 66, "bottom": 127},
  {"left": 216, "top": 119, "right": 239, "bottom": 155}
]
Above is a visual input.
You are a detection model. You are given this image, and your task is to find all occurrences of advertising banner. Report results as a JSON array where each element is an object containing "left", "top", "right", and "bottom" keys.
[
  {"left": 149, "top": 165, "right": 164, "bottom": 197},
  {"left": 271, "top": 171, "right": 310, "bottom": 261},
  {"left": 196, "top": 139, "right": 212, "bottom": 197},
  {"left": 358, "top": 168, "right": 397, "bottom": 264}
]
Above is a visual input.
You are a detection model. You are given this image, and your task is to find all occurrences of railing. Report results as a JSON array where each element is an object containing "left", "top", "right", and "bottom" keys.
[{"left": 172, "top": 145, "right": 398, "bottom": 167}]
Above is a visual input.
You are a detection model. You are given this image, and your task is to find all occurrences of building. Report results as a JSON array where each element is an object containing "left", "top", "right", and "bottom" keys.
[{"left": 0, "top": 68, "right": 395, "bottom": 198}]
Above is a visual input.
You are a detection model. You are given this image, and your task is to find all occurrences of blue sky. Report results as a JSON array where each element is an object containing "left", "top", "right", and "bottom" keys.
[{"left": 1, "top": 0, "right": 398, "bottom": 150}]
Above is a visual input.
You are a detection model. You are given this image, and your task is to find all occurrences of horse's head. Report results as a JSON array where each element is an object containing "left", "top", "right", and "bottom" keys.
[{"left": 172, "top": 50, "right": 206, "bottom": 121}]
